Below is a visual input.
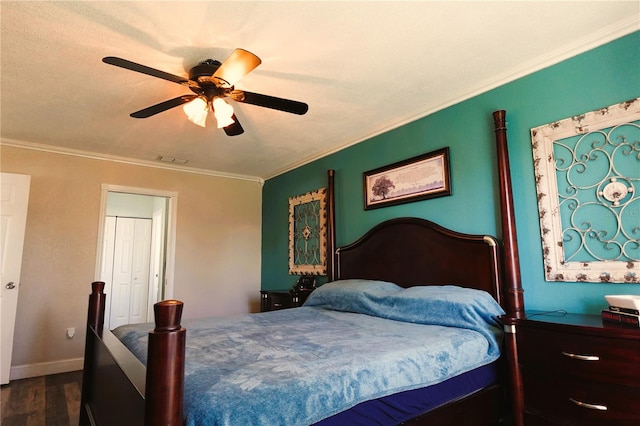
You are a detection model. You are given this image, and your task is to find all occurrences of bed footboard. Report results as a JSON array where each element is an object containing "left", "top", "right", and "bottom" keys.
[{"left": 80, "top": 281, "right": 186, "bottom": 426}]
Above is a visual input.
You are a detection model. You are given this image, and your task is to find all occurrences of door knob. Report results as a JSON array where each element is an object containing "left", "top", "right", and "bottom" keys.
[{"left": 5, "top": 282, "right": 16, "bottom": 289}]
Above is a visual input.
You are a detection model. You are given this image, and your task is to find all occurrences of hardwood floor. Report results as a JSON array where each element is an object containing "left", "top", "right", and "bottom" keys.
[{"left": 0, "top": 370, "right": 82, "bottom": 426}]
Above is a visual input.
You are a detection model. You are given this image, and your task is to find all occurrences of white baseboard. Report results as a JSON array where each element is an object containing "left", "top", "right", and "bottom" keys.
[{"left": 10, "top": 357, "right": 83, "bottom": 380}]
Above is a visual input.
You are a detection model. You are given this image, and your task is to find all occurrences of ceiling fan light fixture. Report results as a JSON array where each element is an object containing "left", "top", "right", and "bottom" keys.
[
  {"left": 212, "top": 97, "right": 235, "bottom": 128},
  {"left": 103, "top": 48, "right": 307, "bottom": 136},
  {"left": 183, "top": 96, "right": 209, "bottom": 127}
]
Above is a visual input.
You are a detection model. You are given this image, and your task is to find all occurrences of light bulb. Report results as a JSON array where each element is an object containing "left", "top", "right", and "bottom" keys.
[
  {"left": 183, "top": 97, "right": 208, "bottom": 127},
  {"left": 212, "top": 97, "right": 235, "bottom": 128}
]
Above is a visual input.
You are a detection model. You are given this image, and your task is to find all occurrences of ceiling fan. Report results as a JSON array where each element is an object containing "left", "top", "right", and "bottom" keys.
[{"left": 102, "top": 49, "right": 309, "bottom": 136}]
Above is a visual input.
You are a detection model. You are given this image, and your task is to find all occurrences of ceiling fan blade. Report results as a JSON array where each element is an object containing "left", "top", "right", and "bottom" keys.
[
  {"left": 130, "top": 95, "right": 198, "bottom": 118},
  {"left": 230, "top": 90, "right": 308, "bottom": 115},
  {"left": 212, "top": 49, "right": 261, "bottom": 87},
  {"left": 103, "top": 57, "right": 200, "bottom": 90},
  {"left": 223, "top": 115, "right": 244, "bottom": 136}
]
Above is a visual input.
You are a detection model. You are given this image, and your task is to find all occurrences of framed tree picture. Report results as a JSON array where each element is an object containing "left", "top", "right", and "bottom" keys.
[
  {"left": 363, "top": 147, "right": 451, "bottom": 210},
  {"left": 288, "top": 187, "right": 327, "bottom": 275}
]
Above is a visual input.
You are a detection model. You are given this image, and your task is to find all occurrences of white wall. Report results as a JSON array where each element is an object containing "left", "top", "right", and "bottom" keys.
[{"left": 0, "top": 145, "right": 262, "bottom": 379}]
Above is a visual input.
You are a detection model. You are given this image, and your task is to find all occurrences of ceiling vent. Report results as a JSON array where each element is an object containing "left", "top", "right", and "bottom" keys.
[{"left": 158, "top": 155, "right": 188, "bottom": 165}]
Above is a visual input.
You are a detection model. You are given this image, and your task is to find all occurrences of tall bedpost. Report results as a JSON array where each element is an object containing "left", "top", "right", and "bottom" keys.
[
  {"left": 327, "top": 169, "right": 336, "bottom": 281},
  {"left": 86, "top": 281, "right": 106, "bottom": 332},
  {"left": 493, "top": 110, "right": 524, "bottom": 319},
  {"left": 80, "top": 281, "right": 106, "bottom": 425},
  {"left": 493, "top": 110, "right": 525, "bottom": 426},
  {"left": 145, "top": 300, "right": 186, "bottom": 426}
]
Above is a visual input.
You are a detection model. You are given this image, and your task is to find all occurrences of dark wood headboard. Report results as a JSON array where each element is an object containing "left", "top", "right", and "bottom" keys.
[{"left": 335, "top": 217, "right": 503, "bottom": 305}]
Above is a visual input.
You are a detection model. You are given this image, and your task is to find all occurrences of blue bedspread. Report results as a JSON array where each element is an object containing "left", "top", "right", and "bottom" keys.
[{"left": 113, "top": 281, "right": 504, "bottom": 425}]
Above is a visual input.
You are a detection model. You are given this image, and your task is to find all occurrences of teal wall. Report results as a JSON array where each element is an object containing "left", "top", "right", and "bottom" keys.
[{"left": 262, "top": 32, "right": 640, "bottom": 314}]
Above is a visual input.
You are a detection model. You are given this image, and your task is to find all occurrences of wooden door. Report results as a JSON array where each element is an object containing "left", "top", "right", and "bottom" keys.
[{"left": 0, "top": 173, "right": 31, "bottom": 384}]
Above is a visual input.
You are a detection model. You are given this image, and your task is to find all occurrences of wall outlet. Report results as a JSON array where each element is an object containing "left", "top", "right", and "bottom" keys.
[{"left": 66, "top": 327, "right": 75, "bottom": 339}]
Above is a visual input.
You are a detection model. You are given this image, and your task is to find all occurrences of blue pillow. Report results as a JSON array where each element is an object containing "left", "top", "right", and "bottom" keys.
[
  {"left": 304, "top": 279, "right": 402, "bottom": 311},
  {"left": 305, "top": 279, "right": 505, "bottom": 355}
]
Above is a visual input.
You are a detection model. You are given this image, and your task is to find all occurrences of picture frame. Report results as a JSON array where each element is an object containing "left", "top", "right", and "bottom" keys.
[
  {"left": 531, "top": 97, "right": 639, "bottom": 283},
  {"left": 363, "top": 147, "right": 451, "bottom": 210},
  {"left": 288, "top": 187, "right": 327, "bottom": 275}
]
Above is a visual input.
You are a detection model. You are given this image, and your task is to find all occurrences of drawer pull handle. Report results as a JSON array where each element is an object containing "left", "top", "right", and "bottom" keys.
[
  {"left": 561, "top": 351, "right": 599, "bottom": 361},
  {"left": 569, "top": 398, "right": 607, "bottom": 411},
  {"left": 273, "top": 303, "right": 283, "bottom": 307}
]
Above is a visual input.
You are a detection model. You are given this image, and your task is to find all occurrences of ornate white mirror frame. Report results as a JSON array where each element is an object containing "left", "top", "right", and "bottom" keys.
[{"left": 531, "top": 97, "right": 639, "bottom": 283}]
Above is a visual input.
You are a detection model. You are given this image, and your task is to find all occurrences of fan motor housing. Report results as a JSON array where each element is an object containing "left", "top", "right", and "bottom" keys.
[
  {"left": 189, "top": 59, "right": 227, "bottom": 97},
  {"left": 189, "top": 59, "right": 220, "bottom": 81}
]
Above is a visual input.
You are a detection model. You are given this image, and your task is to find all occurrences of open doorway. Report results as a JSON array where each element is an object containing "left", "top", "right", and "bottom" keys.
[{"left": 94, "top": 184, "right": 178, "bottom": 330}]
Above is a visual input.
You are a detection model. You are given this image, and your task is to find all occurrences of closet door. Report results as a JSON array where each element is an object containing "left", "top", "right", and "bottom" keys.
[
  {"left": 129, "top": 219, "right": 151, "bottom": 324},
  {"left": 108, "top": 217, "right": 152, "bottom": 329}
]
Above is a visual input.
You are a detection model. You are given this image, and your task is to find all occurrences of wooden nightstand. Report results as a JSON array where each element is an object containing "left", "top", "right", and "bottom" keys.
[
  {"left": 509, "top": 312, "right": 640, "bottom": 425},
  {"left": 260, "top": 289, "right": 313, "bottom": 312}
]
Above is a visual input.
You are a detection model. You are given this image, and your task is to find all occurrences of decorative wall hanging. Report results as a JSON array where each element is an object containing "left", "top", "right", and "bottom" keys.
[
  {"left": 288, "top": 187, "right": 327, "bottom": 275},
  {"left": 531, "top": 97, "right": 639, "bottom": 283},
  {"left": 363, "top": 147, "right": 451, "bottom": 210}
]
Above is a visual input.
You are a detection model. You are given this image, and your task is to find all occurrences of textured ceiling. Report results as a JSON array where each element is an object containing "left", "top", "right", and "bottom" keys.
[{"left": 1, "top": 1, "right": 638, "bottom": 181}]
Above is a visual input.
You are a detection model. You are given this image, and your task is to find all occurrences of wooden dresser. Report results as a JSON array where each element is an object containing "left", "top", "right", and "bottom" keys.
[
  {"left": 260, "top": 289, "right": 313, "bottom": 312},
  {"left": 510, "top": 313, "right": 640, "bottom": 425}
]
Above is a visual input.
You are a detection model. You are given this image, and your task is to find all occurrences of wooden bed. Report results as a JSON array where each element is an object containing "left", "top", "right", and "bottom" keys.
[{"left": 80, "top": 110, "right": 524, "bottom": 425}]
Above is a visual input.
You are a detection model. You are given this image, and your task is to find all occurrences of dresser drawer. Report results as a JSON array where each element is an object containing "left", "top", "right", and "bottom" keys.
[
  {"left": 264, "top": 292, "right": 293, "bottom": 311},
  {"left": 518, "top": 326, "right": 640, "bottom": 386},
  {"left": 523, "top": 371, "right": 640, "bottom": 425}
]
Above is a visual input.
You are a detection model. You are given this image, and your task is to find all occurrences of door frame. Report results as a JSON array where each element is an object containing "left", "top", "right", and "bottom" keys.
[
  {"left": 148, "top": 208, "right": 166, "bottom": 322},
  {"left": 94, "top": 184, "right": 178, "bottom": 302}
]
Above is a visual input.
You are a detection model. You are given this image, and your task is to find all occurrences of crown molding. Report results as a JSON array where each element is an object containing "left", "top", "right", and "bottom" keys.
[{"left": 1, "top": 138, "right": 265, "bottom": 185}]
